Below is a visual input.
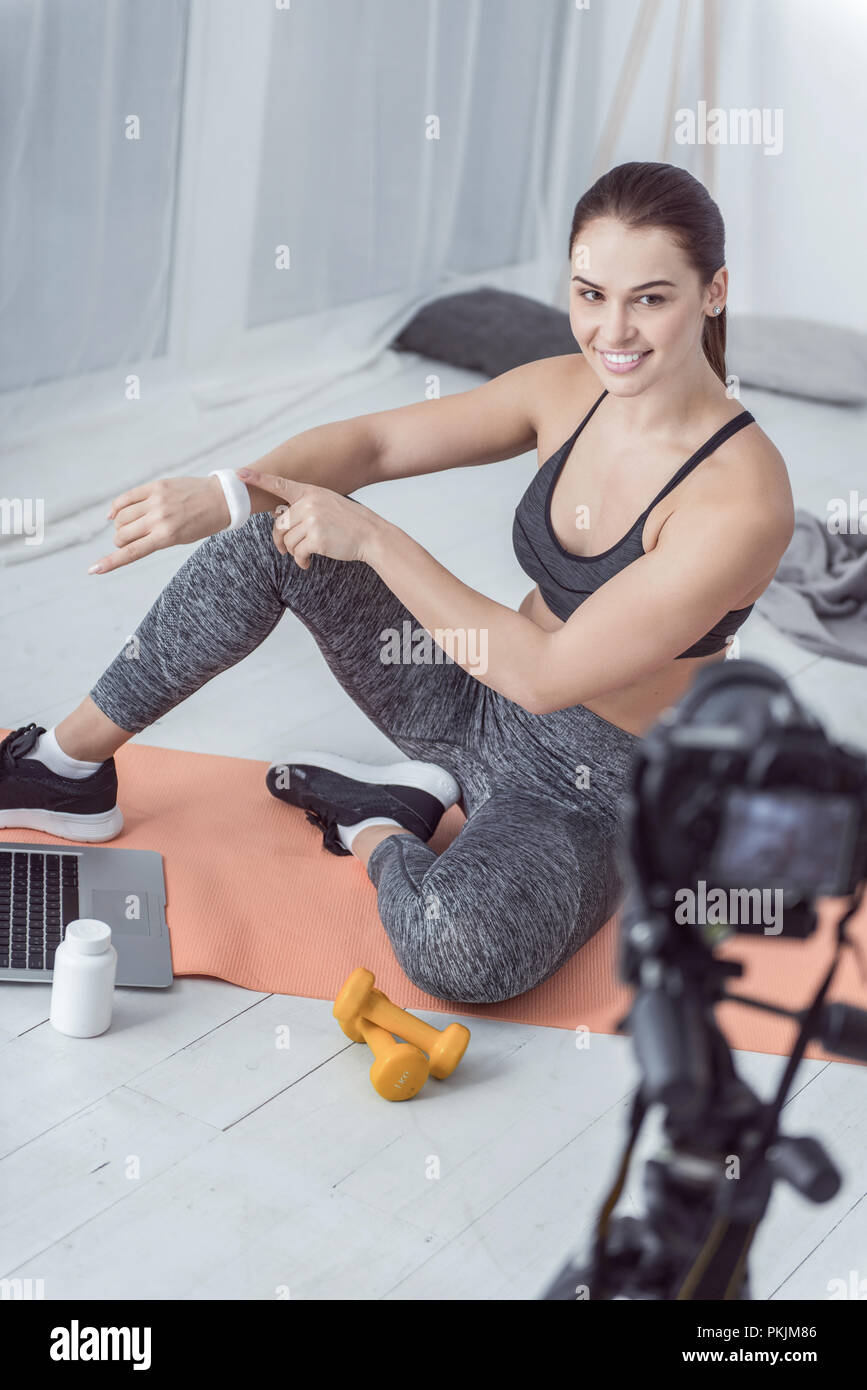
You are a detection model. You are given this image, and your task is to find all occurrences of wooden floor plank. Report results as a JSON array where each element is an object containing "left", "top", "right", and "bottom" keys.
[
  {"left": 0, "top": 1087, "right": 217, "bottom": 1276},
  {"left": 0, "top": 979, "right": 269, "bottom": 1157}
]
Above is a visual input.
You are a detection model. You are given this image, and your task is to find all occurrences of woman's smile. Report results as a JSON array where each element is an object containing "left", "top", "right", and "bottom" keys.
[{"left": 595, "top": 347, "right": 653, "bottom": 374}]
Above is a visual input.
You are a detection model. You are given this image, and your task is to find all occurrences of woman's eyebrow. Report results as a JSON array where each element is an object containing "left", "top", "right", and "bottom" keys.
[{"left": 571, "top": 275, "right": 678, "bottom": 291}]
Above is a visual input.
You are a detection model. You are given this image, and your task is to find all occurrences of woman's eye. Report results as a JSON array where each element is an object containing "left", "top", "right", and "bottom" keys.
[{"left": 578, "top": 290, "right": 665, "bottom": 305}]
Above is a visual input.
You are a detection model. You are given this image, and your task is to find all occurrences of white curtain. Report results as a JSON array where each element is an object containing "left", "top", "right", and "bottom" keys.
[
  {"left": 2, "top": 0, "right": 864, "bottom": 565},
  {"left": 0, "top": 0, "right": 594, "bottom": 561},
  {"left": 0, "top": 0, "right": 572, "bottom": 404},
  {"left": 249, "top": 0, "right": 555, "bottom": 324},
  {"left": 0, "top": 0, "right": 188, "bottom": 393}
]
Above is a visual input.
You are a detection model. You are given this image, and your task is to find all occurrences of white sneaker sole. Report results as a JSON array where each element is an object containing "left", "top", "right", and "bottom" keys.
[
  {"left": 0, "top": 805, "right": 124, "bottom": 843},
  {"left": 267, "top": 750, "right": 460, "bottom": 808}
]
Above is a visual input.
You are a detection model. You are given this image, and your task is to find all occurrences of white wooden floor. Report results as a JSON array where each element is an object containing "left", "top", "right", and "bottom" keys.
[{"left": 2, "top": 362, "right": 866, "bottom": 1300}]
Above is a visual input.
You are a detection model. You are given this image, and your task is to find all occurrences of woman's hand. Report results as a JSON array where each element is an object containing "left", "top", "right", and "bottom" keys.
[
  {"left": 237, "top": 467, "right": 384, "bottom": 569},
  {"left": 88, "top": 476, "right": 232, "bottom": 574}
]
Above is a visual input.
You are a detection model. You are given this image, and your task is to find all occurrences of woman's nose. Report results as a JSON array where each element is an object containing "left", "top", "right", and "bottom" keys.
[{"left": 603, "top": 304, "right": 632, "bottom": 344}]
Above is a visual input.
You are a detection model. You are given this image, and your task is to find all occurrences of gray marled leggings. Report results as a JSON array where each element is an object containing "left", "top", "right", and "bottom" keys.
[{"left": 89, "top": 510, "right": 640, "bottom": 1004}]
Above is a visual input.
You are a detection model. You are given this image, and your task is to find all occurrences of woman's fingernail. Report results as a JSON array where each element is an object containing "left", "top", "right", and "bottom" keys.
[
  {"left": 237, "top": 468, "right": 252, "bottom": 478},
  {"left": 87, "top": 563, "right": 104, "bottom": 574}
]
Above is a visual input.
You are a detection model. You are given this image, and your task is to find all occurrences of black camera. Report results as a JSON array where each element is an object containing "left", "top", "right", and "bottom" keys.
[
  {"left": 542, "top": 659, "right": 867, "bottom": 1301},
  {"left": 626, "top": 657, "right": 867, "bottom": 935}
]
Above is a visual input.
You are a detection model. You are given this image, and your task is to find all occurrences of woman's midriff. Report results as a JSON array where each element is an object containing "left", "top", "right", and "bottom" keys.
[{"left": 517, "top": 585, "right": 727, "bottom": 738}]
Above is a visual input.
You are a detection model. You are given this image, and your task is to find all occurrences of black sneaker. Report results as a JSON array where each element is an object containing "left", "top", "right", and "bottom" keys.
[
  {"left": 265, "top": 751, "right": 461, "bottom": 856},
  {"left": 0, "top": 723, "right": 123, "bottom": 842}
]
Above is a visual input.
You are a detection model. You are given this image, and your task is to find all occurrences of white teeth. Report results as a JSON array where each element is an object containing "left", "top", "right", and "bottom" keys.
[{"left": 600, "top": 350, "right": 644, "bottom": 363}]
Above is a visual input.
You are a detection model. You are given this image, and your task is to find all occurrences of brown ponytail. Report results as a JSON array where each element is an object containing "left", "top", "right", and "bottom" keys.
[
  {"left": 701, "top": 304, "right": 727, "bottom": 386},
  {"left": 568, "top": 162, "right": 728, "bottom": 387}
]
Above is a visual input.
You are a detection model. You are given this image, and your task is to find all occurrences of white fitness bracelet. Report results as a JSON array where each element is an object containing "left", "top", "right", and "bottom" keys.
[{"left": 207, "top": 468, "right": 252, "bottom": 531}]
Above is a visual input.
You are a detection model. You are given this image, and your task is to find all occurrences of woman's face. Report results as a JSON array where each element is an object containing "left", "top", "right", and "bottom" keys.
[{"left": 568, "top": 216, "right": 725, "bottom": 395}]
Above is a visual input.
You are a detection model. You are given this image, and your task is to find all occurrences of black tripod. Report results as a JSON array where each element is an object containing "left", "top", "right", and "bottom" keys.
[{"left": 541, "top": 883, "right": 867, "bottom": 1300}]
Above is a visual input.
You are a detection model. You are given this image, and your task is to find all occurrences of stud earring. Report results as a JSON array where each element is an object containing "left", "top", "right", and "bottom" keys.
[{"left": 713, "top": 305, "right": 722, "bottom": 315}]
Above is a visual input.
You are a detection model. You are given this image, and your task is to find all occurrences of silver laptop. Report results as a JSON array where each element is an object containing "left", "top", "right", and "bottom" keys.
[{"left": 0, "top": 842, "right": 172, "bottom": 987}]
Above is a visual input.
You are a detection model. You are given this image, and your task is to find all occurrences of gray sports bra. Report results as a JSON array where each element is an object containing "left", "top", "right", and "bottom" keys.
[{"left": 512, "top": 389, "right": 757, "bottom": 659}]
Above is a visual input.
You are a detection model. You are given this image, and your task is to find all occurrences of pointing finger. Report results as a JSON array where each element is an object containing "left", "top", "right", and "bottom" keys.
[{"left": 236, "top": 469, "right": 307, "bottom": 504}]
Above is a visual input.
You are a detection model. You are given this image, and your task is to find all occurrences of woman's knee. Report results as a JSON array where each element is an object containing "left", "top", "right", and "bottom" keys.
[
  {"left": 203, "top": 510, "right": 284, "bottom": 593},
  {"left": 374, "top": 793, "right": 612, "bottom": 1005},
  {"left": 394, "top": 890, "right": 557, "bottom": 1005}
]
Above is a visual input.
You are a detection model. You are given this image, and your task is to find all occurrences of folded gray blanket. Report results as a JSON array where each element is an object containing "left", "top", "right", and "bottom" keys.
[{"left": 756, "top": 508, "right": 867, "bottom": 664}]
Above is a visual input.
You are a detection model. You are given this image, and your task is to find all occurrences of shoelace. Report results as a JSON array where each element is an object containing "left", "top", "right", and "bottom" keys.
[
  {"left": 0, "top": 722, "right": 44, "bottom": 769},
  {"left": 304, "top": 807, "right": 353, "bottom": 857}
]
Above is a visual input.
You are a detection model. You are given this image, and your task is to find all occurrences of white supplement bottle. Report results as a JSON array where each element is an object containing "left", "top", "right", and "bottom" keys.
[{"left": 49, "top": 919, "right": 118, "bottom": 1037}]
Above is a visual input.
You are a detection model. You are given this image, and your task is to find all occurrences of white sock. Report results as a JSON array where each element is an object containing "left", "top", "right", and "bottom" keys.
[
  {"left": 337, "top": 816, "right": 403, "bottom": 853},
  {"left": 23, "top": 726, "right": 104, "bottom": 779}
]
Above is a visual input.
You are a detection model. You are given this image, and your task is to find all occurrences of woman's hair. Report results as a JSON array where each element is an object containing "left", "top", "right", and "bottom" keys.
[{"left": 568, "top": 161, "right": 727, "bottom": 385}]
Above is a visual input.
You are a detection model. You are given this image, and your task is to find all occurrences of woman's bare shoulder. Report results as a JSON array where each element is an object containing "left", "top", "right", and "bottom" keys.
[
  {"left": 729, "top": 413, "right": 791, "bottom": 499},
  {"left": 529, "top": 352, "right": 601, "bottom": 461},
  {"left": 530, "top": 350, "right": 598, "bottom": 403},
  {"left": 697, "top": 411, "right": 795, "bottom": 546}
]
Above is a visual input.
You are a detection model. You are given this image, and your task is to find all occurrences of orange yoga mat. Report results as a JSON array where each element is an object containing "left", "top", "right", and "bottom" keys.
[{"left": 4, "top": 732, "right": 866, "bottom": 1064}]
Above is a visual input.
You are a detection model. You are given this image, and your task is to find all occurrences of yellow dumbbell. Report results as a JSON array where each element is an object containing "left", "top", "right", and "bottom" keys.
[
  {"left": 334, "top": 992, "right": 429, "bottom": 1101},
  {"left": 334, "top": 967, "right": 470, "bottom": 1079}
]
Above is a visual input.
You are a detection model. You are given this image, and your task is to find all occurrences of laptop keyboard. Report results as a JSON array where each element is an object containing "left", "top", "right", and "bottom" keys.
[{"left": 0, "top": 850, "right": 80, "bottom": 971}]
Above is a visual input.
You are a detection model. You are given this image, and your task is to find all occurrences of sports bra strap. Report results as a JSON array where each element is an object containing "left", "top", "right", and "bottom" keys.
[
  {"left": 644, "top": 409, "right": 756, "bottom": 512},
  {"left": 558, "top": 388, "right": 609, "bottom": 457}
]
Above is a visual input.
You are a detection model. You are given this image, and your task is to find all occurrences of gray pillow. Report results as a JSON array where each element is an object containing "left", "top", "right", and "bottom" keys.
[
  {"left": 392, "top": 287, "right": 867, "bottom": 405},
  {"left": 725, "top": 315, "right": 867, "bottom": 405},
  {"left": 391, "top": 285, "right": 580, "bottom": 377}
]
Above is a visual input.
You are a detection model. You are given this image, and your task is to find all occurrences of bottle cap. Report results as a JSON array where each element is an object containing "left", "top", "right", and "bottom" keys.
[{"left": 64, "top": 919, "right": 113, "bottom": 955}]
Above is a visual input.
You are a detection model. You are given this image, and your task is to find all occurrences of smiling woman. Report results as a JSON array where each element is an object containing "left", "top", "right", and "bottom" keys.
[
  {"left": 3, "top": 161, "right": 793, "bottom": 1010},
  {"left": 510, "top": 162, "right": 794, "bottom": 733},
  {"left": 567, "top": 160, "right": 732, "bottom": 388},
  {"left": 573, "top": 276, "right": 679, "bottom": 377}
]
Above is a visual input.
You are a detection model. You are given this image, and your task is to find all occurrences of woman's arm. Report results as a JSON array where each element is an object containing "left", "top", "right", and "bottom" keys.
[
  {"left": 240, "top": 417, "right": 383, "bottom": 515},
  {"left": 92, "top": 418, "right": 385, "bottom": 575},
  {"left": 94, "top": 359, "right": 544, "bottom": 575},
  {"left": 243, "top": 443, "right": 792, "bottom": 715},
  {"left": 247, "top": 356, "right": 545, "bottom": 512},
  {"left": 364, "top": 521, "right": 550, "bottom": 709},
  {"left": 363, "top": 467, "right": 794, "bottom": 713}
]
